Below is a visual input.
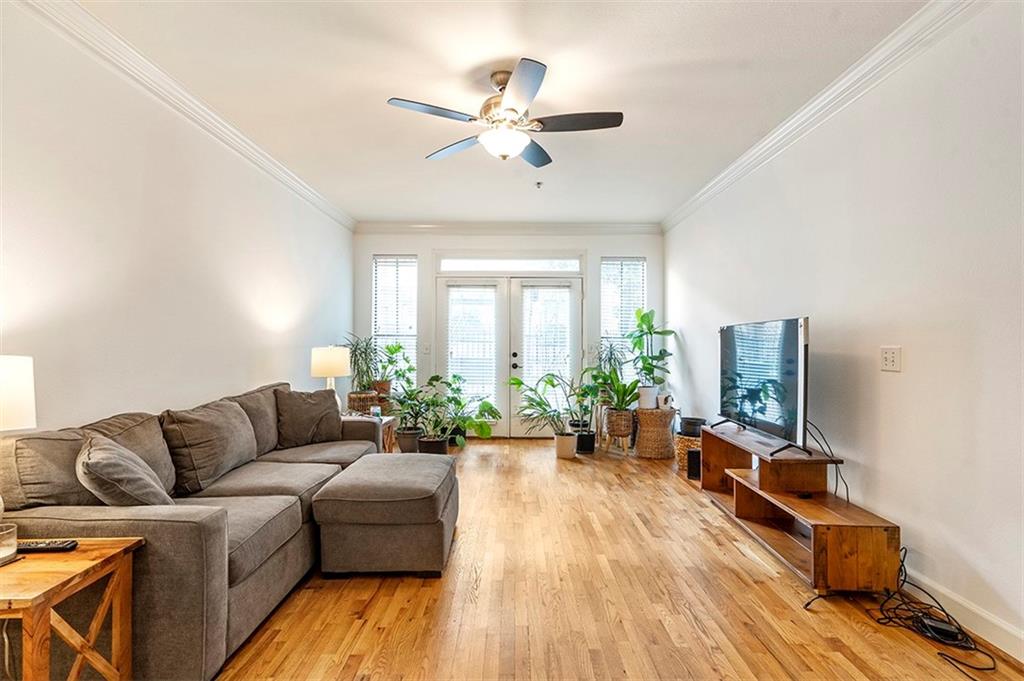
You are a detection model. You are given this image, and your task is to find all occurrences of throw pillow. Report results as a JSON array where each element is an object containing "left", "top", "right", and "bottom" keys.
[
  {"left": 76, "top": 435, "right": 174, "bottom": 506},
  {"left": 275, "top": 389, "right": 343, "bottom": 448},
  {"left": 160, "top": 399, "right": 258, "bottom": 495}
]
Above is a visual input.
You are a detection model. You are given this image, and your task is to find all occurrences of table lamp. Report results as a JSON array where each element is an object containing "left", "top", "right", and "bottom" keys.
[
  {"left": 311, "top": 345, "right": 351, "bottom": 392},
  {"left": 0, "top": 355, "right": 36, "bottom": 559}
]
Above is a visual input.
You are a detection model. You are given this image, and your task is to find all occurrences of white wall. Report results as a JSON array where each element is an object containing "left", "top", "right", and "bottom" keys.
[
  {"left": 0, "top": 4, "right": 354, "bottom": 427},
  {"left": 663, "top": 3, "right": 1022, "bottom": 657},
  {"left": 353, "top": 225, "right": 663, "bottom": 377}
]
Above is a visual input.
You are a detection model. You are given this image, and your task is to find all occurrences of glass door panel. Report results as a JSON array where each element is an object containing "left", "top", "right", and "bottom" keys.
[{"left": 509, "top": 278, "right": 583, "bottom": 437}]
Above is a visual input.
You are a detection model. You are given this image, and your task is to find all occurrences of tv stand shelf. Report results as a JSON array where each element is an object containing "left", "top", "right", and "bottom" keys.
[{"left": 700, "top": 424, "right": 899, "bottom": 594}]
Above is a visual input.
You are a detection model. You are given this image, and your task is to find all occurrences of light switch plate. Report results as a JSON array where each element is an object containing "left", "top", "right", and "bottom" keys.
[{"left": 880, "top": 346, "right": 902, "bottom": 372}]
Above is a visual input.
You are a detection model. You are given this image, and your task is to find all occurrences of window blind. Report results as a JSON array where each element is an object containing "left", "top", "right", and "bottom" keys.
[
  {"left": 445, "top": 285, "right": 497, "bottom": 404},
  {"left": 372, "top": 255, "right": 417, "bottom": 384},
  {"left": 600, "top": 257, "right": 647, "bottom": 382}
]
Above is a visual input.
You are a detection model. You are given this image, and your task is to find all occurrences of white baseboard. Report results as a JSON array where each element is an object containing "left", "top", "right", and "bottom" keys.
[{"left": 904, "top": 568, "right": 1024, "bottom": 662}]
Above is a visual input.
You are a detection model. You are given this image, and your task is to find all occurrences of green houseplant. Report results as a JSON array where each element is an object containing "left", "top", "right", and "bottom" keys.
[
  {"left": 627, "top": 309, "right": 674, "bottom": 409},
  {"left": 372, "top": 342, "right": 413, "bottom": 397},
  {"left": 392, "top": 384, "right": 428, "bottom": 452},
  {"left": 594, "top": 367, "right": 639, "bottom": 439},
  {"left": 509, "top": 374, "right": 577, "bottom": 459},
  {"left": 345, "top": 334, "right": 380, "bottom": 412},
  {"left": 417, "top": 375, "right": 501, "bottom": 454}
]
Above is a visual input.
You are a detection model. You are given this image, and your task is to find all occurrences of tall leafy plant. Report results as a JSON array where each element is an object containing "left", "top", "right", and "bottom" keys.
[
  {"left": 627, "top": 309, "right": 674, "bottom": 386},
  {"left": 345, "top": 334, "right": 378, "bottom": 392},
  {"left": 376, "top": 342, "right": 414, "bottom": 388},
  {"left": 508, "top": 375, "right": 570, "bottom": 436},
  {"left": 593, "top": 367, "right": 640, "bottom": 411},
  {"left": 419, "top": 374, "right": 501, "bottom": 445}
]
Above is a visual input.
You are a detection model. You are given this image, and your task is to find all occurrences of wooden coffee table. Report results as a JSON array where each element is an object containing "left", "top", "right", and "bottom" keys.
[{"left": 0, "top": 537, "right": 144, "bottom": 681}]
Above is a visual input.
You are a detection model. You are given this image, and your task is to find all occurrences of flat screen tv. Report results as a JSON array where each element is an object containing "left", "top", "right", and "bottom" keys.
[{"left": 719, "top": 317, "right": 808, "bottom": 446}]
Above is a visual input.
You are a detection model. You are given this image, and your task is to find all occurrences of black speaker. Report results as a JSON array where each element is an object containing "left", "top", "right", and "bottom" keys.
[{"left": 686, "top": 449, "right": 701, "bottom": 480}]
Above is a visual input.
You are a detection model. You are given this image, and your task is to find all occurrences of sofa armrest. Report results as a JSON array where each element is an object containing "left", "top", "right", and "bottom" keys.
[
  {"left": 4, "top": 504, "right": 229, "bottom": 681},
  {"left": 342, "top": 415, "right": 383, "bottom": 452}
]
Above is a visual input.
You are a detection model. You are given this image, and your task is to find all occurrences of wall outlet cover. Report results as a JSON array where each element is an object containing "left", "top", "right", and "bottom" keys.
[{"left": 881, "top": 345, "right": 902, "bottom": 372}]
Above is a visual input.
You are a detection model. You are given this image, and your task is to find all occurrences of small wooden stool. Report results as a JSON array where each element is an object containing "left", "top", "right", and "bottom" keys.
[{"left": 635, "top": 408, "right": 676, "bottom": 459}]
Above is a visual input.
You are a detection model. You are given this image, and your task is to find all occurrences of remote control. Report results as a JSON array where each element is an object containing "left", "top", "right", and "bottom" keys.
[{"left": 17, "top": 539, "right": 79, "bottom": 553}]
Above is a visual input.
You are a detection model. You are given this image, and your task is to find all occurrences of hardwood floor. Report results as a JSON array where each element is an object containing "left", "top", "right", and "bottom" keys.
[{"left": 219, "top": 440, "right": 1022, "bottom": 680}]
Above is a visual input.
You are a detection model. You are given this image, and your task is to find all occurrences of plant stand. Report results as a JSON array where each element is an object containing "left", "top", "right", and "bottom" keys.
[{"left": 635, "top": 408, "right": 676, "bottom": 459}]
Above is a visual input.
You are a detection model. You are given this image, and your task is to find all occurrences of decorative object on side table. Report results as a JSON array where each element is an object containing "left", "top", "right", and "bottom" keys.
[
  {"left": 310, "top": 345, "right": 351, "bottom": 392},
  {"left": 635, "top": 408, "right": 677, "bottom": 459},
  {"left": 0, "top": 537, "right": 144, "bottom": 681}
]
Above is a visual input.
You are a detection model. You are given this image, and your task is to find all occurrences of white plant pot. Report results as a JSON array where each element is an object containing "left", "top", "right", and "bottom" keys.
[
  {"left": 638, "top": 385, "right": 659, "bottom": 410},
  {"left": 554, "top": 433, "right": 578, "bottom": 459}
]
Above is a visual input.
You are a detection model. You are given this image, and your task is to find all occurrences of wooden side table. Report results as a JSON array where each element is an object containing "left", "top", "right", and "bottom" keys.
[
  {"left": 0, "top": 537, "right": 144, "bottom": 681},
  {"left": 381, "top": 415, "right": 397, "bottom": 452}
]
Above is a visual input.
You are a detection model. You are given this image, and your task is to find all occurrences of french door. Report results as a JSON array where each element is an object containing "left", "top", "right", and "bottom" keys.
[{"left": 436, "top": 277, "right": 583, "bottom": 437}]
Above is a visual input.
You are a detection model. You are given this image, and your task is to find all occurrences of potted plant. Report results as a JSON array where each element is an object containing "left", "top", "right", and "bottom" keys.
[
  {"left": 373, "top": 342, "right": 413, "bottom": 397},
  {"left": 594, "top": 367, "right": 639, "bottom": 439},
  {"left": 509, "top": 375, "right": 577, "bottom": 459},
  {"left": 627, "top": 309, "right": 674, "bottom": 409},
  {"left": 345, "top": 334, "right": 380, "bottom": 413},
  {"left": 596, "top": 341, "right": 628, "bottom": 405},
  {"left": 567, "top": 369, "right": 600, "bottom": 454},
  {"left": 392, "top": 384, "right": 427, "bottom": 452},
  {"left": 417, "top": 375, "right": 501, "bottom": 454}
]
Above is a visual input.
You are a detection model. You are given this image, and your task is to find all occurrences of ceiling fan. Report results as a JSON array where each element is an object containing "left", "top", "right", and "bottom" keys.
[{"left": 387, "top": 58, "right": 623, "bottom": 168}]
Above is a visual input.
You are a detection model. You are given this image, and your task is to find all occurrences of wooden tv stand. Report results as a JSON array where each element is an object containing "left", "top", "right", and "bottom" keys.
[{"left": 700, "top": 424, "right": 900, "bottom": 594}]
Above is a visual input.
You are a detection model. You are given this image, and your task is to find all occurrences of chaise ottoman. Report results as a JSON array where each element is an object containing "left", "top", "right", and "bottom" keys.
[{"left": 312, "top": 453, "right": 458, "bottom": 574}]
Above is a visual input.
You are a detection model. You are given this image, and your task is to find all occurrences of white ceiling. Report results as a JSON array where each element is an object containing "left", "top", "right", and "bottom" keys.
[{"left": 82, "top": 1, "right": 923, "bottom": 225}]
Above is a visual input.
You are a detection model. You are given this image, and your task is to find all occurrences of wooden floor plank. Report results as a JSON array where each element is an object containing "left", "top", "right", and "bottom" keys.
[{"left": 220, "top": 439, "right": 1022, "bottom": 681}]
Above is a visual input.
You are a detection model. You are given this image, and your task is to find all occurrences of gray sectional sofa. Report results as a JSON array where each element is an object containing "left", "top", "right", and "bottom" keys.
[{"left": 0, "top": 382, "right": 386, "bottom": 681}]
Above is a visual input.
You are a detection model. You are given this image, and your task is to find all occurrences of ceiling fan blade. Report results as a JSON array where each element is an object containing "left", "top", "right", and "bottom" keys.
[
  {"left": 387, "top": 98, "right": 477, "bottom": 123},
  {"left": 501, "top": 58, "right": 547, "bottom": 116},
  {"left": 534, "top": 112, "right": 624, "bottom": 132},
  {"left": 520, "top": 140, "right": 552, "bottom": 168},
  {"left": 426, "top": 136, "right": 479, "bottom": 160}
]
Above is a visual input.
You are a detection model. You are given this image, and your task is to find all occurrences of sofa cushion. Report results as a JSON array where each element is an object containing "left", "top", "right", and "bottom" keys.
[
  {"left": 312, "top": 454, "right": 456, "bottom": 525},
  {"left": 0, "top": 430, "right": 98, "bottom": 510},
  {"left": 76, "top": 435, "right": 174, "bottom": 506},
  {"left": 161, "top": 399, "right": 258, "bottom": 495},
  {"left": 175, "top": 495, "right": 300, "bottom": 586},
  {"left": 188, "top": 461, "right": 339, "bottom": 522},
  {"left": 275, "top": 389, "right": 343, "bottom": 449},
  {"left": 225, "top": 383, "right": 289, "bottom": 456},
  {"left": 259, "top": 441, "right": 375, "bottom": 468},
  {"left": 80, "top": 412, "right": 176, "bottom": 493}
]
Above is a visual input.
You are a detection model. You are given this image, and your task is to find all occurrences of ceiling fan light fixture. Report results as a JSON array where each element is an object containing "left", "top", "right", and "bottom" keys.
[{"left": 478, "top": 125, "right": 530, "bottom": 160}]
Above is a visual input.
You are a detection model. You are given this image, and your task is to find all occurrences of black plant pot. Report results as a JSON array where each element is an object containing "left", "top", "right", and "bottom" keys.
[
  {"left": 678, "top": 417, "right": 707, "bottom": 437},
  {"left": 448, "top": 426, "right": 466, "bottom": 446},
  {"left": 396, "top": 427, "right": 422, "bottom": 453},
  {"left": 575, "top": 430, "right": 596, "bottom": 454},
  {"left": 417, "top": 438, "right": 449, "bottom": 455}
]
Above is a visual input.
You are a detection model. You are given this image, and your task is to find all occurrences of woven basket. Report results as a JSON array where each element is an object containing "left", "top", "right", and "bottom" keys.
[
  {"left": 605, "top": 409, "right": 633, "bottom": 438},
  {"left": 347, "top": 391, "right": 379, "bottom": 414},
  {"left": 675, "top": 435, "right": 701, "bottom": 468},
  {"left": 377, "top": 395, "right": 394, "bottom": 415},
  {"left": 635, "top": 408, "right": 676, "bottom": 459}
]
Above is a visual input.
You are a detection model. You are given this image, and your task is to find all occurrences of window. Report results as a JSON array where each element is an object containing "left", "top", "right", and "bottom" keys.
[
  {"left": 439, "top": 257, "right": 580, "bottom": 273},
  {"left": 446, "top": 285, "right": 498, "bottom": 403},
  {"left": 600, "top": 257, "right": 647, "bottom": 381},
  {"left": 372, "top": 255, "right": 417, "bottom": 384}
]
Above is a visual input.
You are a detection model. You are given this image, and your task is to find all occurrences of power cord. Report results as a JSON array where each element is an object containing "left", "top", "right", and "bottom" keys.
[
  {"left": 868, "top": 547, "right": 997, "bottom": 679},
  {"left": 804, "top": 419, "right": 849, "bottom": 502}
]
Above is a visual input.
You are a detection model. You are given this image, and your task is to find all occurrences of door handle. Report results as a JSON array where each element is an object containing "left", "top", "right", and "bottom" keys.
[{"left": 511, "top": 363, "right": 519, "bottom": 369}]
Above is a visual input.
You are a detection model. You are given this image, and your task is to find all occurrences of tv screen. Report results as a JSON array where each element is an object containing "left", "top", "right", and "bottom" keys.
[{"left": 719, "top": 317, "right": 808, "bottom": 446}]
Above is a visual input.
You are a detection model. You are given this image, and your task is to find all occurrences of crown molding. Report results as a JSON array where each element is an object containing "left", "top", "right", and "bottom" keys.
[
  {"left": 661, "top": 0, "right": 979, "bottom": 233},
  {"left": 354, "top": 222, "right": 663, "bottom": 236},
  {"left": 18, "top": 0, "right": 355, "bottom": 231}
]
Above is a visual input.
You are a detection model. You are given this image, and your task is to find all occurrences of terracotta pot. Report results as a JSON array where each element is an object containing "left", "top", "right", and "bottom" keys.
[
  {"left": 554, "top": 433, "right": 577, "bottom": 459},
  {"left": 397, "top": 427, "right": 422, "bottom": 453},
  {"left": 417, "top": 438, "right": 449, "bottom": 455},
  {"left": 372, "top": 379, "right": 392, "bottom": 396},
  {"left": 605, "top": 409, "right": 633, "bottom": 438},
  {"left": 347, "top": 391, "right": 379, "bottom": 414}
]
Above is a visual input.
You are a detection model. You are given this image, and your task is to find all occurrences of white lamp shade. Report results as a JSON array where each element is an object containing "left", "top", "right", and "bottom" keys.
[
  {"left": 0, "top": 355, "right": 37, "bottom": 431},
  {"left": 311, "top": 346, "right": 351, "bottom": 378}
]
